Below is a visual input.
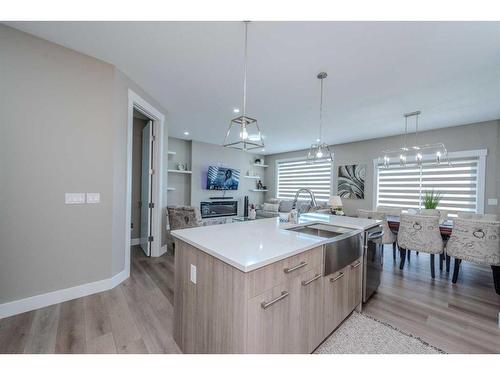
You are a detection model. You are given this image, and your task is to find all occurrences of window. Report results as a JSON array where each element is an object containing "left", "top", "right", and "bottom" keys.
[
  {"left": 374, "top": 150, "right": 486, "bottom": 216},
  {"left": 276, "top": 158, "right": 333, "bottom": 202}
]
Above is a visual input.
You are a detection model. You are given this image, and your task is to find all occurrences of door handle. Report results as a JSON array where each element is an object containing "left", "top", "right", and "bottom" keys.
[
  {"left": 351, "top": 261, "right": 361, "bottom": 269},
  {"left": 301, "top": 273, "right": 322, "bottom": 286}
]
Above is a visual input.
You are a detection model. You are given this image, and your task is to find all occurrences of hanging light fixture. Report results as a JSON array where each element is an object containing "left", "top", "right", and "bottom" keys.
[
  {"left": 379, "top": 111, "right": 450, "bottom": 168},
  {"left": 223, "top": 21, "right": 264, "bottom": 151},
  {"left": 307, "top": 72, "right": 333, "bottom": 163}
]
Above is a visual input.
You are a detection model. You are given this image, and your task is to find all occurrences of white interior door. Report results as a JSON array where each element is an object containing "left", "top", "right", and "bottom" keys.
[{"left": 140, "top": 120, "right": 153, "bottom": 256}]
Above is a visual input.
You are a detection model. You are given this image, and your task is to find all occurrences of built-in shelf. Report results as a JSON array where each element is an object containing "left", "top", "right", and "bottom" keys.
[
  {"left": 167, "top": 187, "right": 176, "bottom": 191},
  {"left": 168, "top": 169, "right": 192, "bottom": 174},
  {"left": 244, "top": 175, "right": 260, "bottom": 179},
  {"left": 253, "top": 163, "right": 268, "bottom": 168},
  {"left": 250, "top": 189, "right": 268, "bottom": 192}
]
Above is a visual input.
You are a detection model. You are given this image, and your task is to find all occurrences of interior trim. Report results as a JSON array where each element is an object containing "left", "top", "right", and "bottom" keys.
[{"left": 0, "top": 270, "right": 128, "bottom": 319}]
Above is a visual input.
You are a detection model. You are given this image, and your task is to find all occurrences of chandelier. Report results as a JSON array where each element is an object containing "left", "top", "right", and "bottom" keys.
[
  {"left": 223, "top": 21, "right": 264, "bottom": 151},
  {"left": 307, "top": 72, "right": 333, "bottom": 163},
  {"left": 379, "top": 111, "right": 450, "bottom": 168}
]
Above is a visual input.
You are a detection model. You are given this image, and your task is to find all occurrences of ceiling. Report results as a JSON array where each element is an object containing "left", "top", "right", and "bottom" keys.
[{"left": 6, "top": 21, "right": 500, "bottom": 154}]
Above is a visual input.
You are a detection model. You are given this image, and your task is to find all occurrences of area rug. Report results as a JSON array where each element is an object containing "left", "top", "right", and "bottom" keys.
[{"left": 314, "top": 312, "right": 446, "bottom": 354}]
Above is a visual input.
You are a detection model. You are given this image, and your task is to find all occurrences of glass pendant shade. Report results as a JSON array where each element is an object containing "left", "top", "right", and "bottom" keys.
[
  {"left": 307, "top": 72, "right": 333, "bottom": 163},
  {"left": 223, "top": 115, "right": 264, "bottom": 150},
  {"left": 223, "top": 21, "right": 264, "bottom": 151},
  {"left": 308, "top": 142, "right": 333, "bottom": 163}
]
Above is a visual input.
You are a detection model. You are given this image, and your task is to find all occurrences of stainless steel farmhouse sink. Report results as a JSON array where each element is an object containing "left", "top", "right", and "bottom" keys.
[{"left": 286, "top": 223, "right": 363, "bottom": 275}]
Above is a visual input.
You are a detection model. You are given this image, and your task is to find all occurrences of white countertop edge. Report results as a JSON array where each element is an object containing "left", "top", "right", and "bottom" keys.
[
  {"left": 171, "top": 230, "right": 336, "bottom": 272},
  {"left": 170, "top": 216, "right": 374, "bottom": 273}
]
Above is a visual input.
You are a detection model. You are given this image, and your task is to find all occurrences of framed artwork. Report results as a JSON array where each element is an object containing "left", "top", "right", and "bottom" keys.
[{"left": 338, "top": 164, "right": 366, "bottom": 199}]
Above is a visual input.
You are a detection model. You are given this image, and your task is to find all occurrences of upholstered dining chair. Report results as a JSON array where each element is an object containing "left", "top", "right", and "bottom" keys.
[
  {"left": 445, "top": 218, "right": 500, "bottom": 294},
  {"left": 457, "top": 213, "right": 499, "bottom": 221},
  {"left": 418, "top": 209, "right": 451, "bottom": 272},
  {"left": 357, "top": 209, "right": 398, "bottom": 259},
  {"left": 376, "top": 206, "right": 403, "bottom": 260},
  {"left": 397, "top": 213, "right": 445, "bottom": 278},
  {"left": 167, "top": 205, "right": 203, "bottom": 230},
  {"left": 167, "top": 206, "right": 203, "bottom": 251}
]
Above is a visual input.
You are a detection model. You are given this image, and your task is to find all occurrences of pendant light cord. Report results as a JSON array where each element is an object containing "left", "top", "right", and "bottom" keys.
[
  {"left": 242, "top": 21, "right": 248, "bottom": 117},
  {"left": 319, "top": 76, "right": 324, "bottom": 142}
]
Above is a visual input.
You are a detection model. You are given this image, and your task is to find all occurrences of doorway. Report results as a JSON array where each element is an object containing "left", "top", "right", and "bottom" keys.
[
  {"left": 131, "top": 110, "right": 154, "bottom": 256},
  {"left": 125, "top": 90, "right": 165, "bottom": 278}
]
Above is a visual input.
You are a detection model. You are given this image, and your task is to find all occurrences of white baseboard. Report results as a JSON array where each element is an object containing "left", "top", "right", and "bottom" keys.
[
  {"left": 159, "top": 245, "right": 168, "bottom": 256},
  {"left": 0, "top": 269, "right": 129, "bottom": 319},
  {"left": 131, "top": 238, "right": 140, "bottom": 246}
]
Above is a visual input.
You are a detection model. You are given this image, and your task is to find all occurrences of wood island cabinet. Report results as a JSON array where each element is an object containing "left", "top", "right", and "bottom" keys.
[{"left": 174, "top": 239, "right": 363, "bottom": 354}]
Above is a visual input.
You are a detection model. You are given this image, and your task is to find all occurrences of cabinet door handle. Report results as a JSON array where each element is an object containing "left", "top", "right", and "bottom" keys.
[
  {"left": 301, "top": 273, "right": 322, "bottom": 286},
  {"left": 351, "top": 261, "right": 361, "bottom": 269},
  {"left": 284, "top": 261, "right": 307, "bottom": 274},
  {"left": 330, "top": 272, "right": 344, "bottom": 282},
  {"left": 261, "top": 291, "right": 289, "bottom": 309}
]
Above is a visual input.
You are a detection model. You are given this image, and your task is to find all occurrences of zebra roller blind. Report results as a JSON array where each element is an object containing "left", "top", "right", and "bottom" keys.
[
  {"left": 276, "top": 158, "right": 333, "bottom": 202},
  {"left": 376, "top": 152, "right": 484, "bottom": 216}
]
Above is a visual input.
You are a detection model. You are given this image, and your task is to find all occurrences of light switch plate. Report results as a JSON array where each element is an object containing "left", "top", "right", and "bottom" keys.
[
  {"left": 65, "top": 193, "right": 85, "bottom": 204},
  {"left": 488, "top": 198, "right": 498, "bottom": 206},
  {"left": 86, "top": 193, "right": 100, "bottom": 204},
  {"left": 190, "top": 264, "right": 197, "bottom": 284}
]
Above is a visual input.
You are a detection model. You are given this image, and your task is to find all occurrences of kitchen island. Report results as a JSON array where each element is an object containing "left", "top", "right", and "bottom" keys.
[{"left": 171, "top": 213, "right": 380, "bottom": 353}]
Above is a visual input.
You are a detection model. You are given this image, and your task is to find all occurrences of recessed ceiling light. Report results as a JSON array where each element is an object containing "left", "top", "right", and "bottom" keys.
[
  {"left": 262, "top": 148, "right": 266, "bottom": 152},
  {"left": 183, "top": 131, "right": 190, "bottom": 136},
  {"left": 233, "top": 108, "right": 240, "bottom": 113}
]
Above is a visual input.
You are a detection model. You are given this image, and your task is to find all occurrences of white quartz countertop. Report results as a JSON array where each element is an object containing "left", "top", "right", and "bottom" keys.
[{"left": 170, "top": 213, "right": 380, "bottom": 273}]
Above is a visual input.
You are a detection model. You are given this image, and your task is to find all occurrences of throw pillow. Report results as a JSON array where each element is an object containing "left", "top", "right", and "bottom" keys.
[{"left": 263, "top": 203, "right": 279, "bottom": 212}]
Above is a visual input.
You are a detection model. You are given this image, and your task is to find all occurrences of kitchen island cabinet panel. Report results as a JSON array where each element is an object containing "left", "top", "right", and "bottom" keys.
[
  {"left": 348, "top": 256, "right": 363, "bottom": 312},
  {"left": 296, "top": 267, "right": 324, "bottom": 353},
  {"left": 173, "top": 239, "right": 363, "bottom": 353},
  {"left": 323, "top": 267, "right": 349, "bottom": 336}
]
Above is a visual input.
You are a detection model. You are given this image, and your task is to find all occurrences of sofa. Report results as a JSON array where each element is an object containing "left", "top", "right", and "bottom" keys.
[{"left": 255, "top": 198, "right": 330, "bottom": 219}]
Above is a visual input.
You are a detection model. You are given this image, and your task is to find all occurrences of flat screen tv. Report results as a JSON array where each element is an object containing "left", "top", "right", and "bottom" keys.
[{"left": 206, "top": 166, "right": 240, "bottom": 190}]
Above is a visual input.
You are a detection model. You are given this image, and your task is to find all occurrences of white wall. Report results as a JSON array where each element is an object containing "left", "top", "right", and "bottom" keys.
[
  {"left": 0, "top": 25, "right": 167, "bottom": 305},
  {"left": 264, "top": 120, "right": 500, "bottom": 217},
  {"left": 190, "top": 141, "right": 266, "bottom": 216}
]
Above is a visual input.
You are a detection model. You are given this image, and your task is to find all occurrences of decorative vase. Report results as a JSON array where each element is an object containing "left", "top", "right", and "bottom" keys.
[{"left": 249, "top": 209, "right": 256, "bottom": 220}]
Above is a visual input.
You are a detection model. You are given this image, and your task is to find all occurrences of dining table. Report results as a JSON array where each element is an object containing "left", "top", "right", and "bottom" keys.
[{"left": 386, "top": 215, "right": 454, "bottom": 237}]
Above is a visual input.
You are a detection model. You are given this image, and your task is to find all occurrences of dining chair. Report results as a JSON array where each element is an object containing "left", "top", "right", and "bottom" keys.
[
  {"left": 167, "top": 205, "right": 204, "bottom": 252},
  {"left": 457, "top": 213, "right": 499, "bottom": 221},
  {"left": 445, "top": 218, "right": 500, "bottom": 294},
  {"left": 358, "top": 209, "right": 398, "bottom": 259},
  {"left": 418, "top": 209, "right": 450, "bottom": 272},
  {"left": 397, "top": 213, "right": 445, "bottom": 278},
  {"left": 167, "top": 205, "right": 203, "bottom": 230}
]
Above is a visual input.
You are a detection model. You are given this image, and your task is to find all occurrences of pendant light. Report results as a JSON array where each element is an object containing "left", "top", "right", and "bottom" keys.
[
  {"left": 307, "top": 72, "right": 333, "bottom": 163},
  {"left": 223, "top": 21, "right": 264, "bottom": 151},
  {"left": 379, "top": 111, "right": 450, "bottom": 168}
]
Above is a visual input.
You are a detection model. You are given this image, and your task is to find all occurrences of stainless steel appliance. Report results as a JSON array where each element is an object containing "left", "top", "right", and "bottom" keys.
[
  {"left": 286, "top": 221, "right": 383, "bottom": 303},
  {"left": 287, "top": 224, "right": 362, "bottom": 275},
  {"left": 362, "top": 225, "right": 384, "bottom": 302}
]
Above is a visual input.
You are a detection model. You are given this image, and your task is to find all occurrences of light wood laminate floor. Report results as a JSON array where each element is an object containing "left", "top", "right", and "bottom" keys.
[
  {"left": 364, "top": 246, "right": 500, "bottom": 353},
  {"left": 0, "top": 246, "right": 179, "bottom": 354},
  {"left": 1, "top": 245, "right": 499, "bottom": 353}
]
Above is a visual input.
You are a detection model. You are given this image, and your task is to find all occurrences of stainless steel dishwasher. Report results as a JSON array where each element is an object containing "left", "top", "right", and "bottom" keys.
[{"left": 362, "top": 225, "right": 384, "bottom": 302}]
